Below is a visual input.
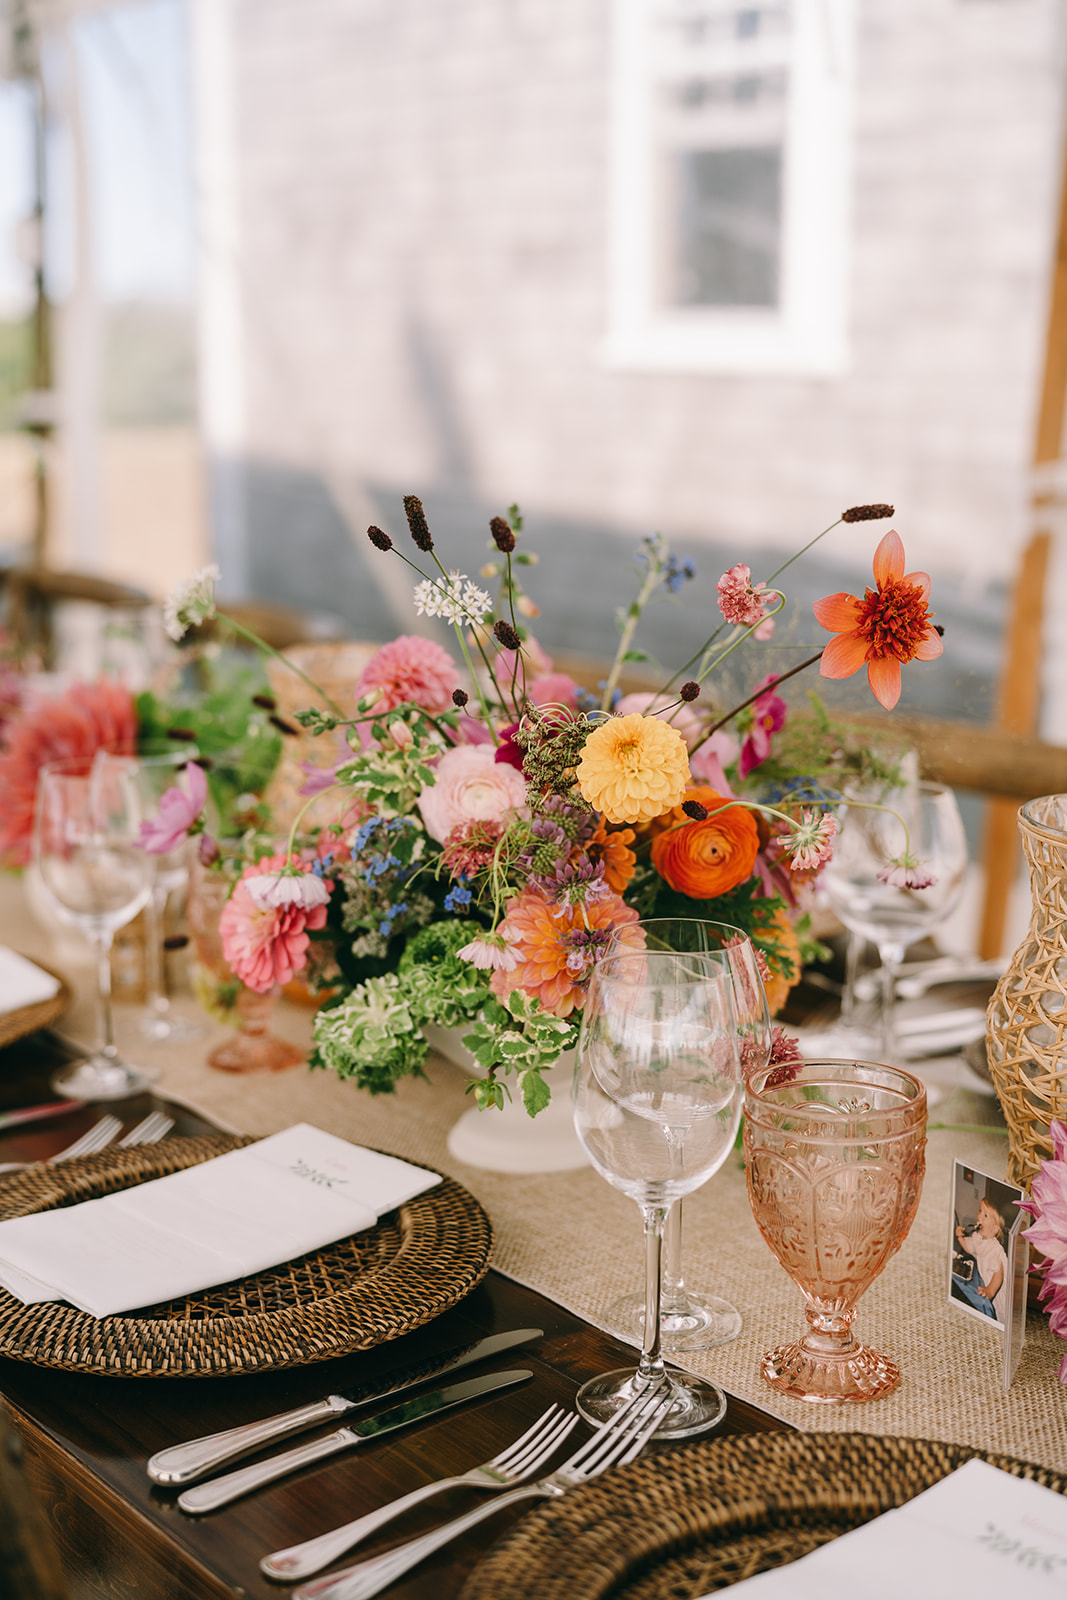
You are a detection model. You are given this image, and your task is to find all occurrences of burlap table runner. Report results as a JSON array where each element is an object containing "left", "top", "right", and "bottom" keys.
[{"left": 7, "top": 890, "right": 1066, "bottom": 1472}]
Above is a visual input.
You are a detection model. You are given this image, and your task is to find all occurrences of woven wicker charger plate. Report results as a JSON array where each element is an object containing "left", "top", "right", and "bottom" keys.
[
  {"left": 0, "top": 1135, "right": 492, "bottom": 1378},
  {"left": 0, "top": 958, "right": 71, "bottom": 1050},
  {"left": 461, "top": 1431, "right": 1067, "bottom": 1600}
]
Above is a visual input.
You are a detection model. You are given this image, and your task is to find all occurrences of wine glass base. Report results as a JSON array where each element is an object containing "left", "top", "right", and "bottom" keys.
[
  {"left": 761, "top": 1338, "right": 900, "bottom": 1403},
  {"left": 51, "top": 1054, "right": 158, "bottom": 1102},
  {"left": 576, "top": 1369, "right": 727, "bottom": 1439},
  {"left": 603, "top": 1289, "right": 742, "bottom": 1352},
  {"left": 140, "top": 1011, "right": 207, "bottom": 1045}
]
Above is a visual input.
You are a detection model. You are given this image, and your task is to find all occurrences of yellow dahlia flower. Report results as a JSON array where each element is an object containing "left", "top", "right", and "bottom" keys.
[{"left": 576, "top": 714, "right": 690, "bottom": 825}]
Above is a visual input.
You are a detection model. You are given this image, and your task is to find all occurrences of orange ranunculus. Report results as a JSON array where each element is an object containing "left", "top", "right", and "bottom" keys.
[
  {"left": 760, "top": 907, "right": 802, "bottom": 1017},
  {"left": 649, "top": 787, "right": 760, "bottom": 898}
]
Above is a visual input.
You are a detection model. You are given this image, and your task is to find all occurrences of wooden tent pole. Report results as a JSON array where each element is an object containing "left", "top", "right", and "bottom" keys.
[{"left": 978, "top": 107, "right": 1067, "bottom": 959}]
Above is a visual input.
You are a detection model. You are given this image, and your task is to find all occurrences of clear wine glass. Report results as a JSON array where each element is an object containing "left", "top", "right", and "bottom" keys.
[
  {"left": 106, "top": 750, "right": 206, "bottom": 1044},
  {"left": 602, "top": 918, "right": 771, "bottom": 1352},
  {"left": 35, "top": 755, "right": 155, "bottom": 1100},
  {"left": 822, "top": 782, "right": 968, "bottom": 1065},
  {"left": 573, "top": 946, "right": 744, "bottom": 1438}
]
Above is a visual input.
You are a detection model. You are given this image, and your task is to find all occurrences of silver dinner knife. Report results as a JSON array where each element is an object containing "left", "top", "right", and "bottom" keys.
[
  {"left": 176, "top": 1368, "right": 533, "bottom": 1514},
  {"left": 147, "top": 1327, "right": 542, "bottom": 1486}
]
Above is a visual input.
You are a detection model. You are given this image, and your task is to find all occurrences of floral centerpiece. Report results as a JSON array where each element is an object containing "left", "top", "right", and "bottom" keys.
[{"left": 153, "top": 497, "right": 942, "bottom": 1114}]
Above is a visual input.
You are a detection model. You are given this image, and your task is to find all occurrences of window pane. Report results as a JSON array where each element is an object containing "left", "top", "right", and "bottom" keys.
[{"left": 674, "top": 145, "right": 781, "bottom": 306}]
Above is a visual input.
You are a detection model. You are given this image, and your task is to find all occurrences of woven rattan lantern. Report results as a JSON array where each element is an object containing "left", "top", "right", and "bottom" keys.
[{"left": 987, "top": 794, "right": 1067, "bottom": 1188}]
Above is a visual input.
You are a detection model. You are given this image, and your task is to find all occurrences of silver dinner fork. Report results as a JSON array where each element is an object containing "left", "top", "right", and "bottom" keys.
[
  {"left": 118, "top": 1112, "right": 175, "bottom": 1147},
  {"left": 0, "top": 1114, "right": 122, "bottom": 1173},
  {"left": 290, "top": 1385, "right": 674, "bottom": 1600},
  {"left": 261, "top": 1403, "right": 579, "bottom": 1582}
]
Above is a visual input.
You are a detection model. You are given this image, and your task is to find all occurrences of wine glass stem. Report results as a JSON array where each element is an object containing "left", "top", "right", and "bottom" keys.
[
  {"left": 878, "top": 941, "right": 905, "bottom": 1066},
  {"left": 661, "top": 1200, "right": 687, "bottom": 1312},
  {"left": 637, "top": 1203, "right": 669, "bottom": 1385},
  {"left": 92, "top": 931, "right": 118, "bottom": 1060},
  {"left": 144, "top": 884, "right": 169, "bottom": 1015},
  {"left": 840, "top": 929, "right": 862, "bottom": 1028}
]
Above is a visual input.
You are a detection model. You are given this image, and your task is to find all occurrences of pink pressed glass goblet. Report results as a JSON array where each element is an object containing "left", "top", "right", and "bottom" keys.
[{"left": 744, "top": 1058, "right": 926, "bottom": 1403}]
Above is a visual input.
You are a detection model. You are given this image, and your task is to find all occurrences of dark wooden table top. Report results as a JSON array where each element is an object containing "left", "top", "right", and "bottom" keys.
[{"left": 0, "top": 1029, "right": 789, "bottom": 1600}]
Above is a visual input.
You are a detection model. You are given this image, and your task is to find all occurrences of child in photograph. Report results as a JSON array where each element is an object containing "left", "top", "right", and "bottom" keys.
[{"left": 955, "top": 1199, "right": 1009, "bottom": 1322}]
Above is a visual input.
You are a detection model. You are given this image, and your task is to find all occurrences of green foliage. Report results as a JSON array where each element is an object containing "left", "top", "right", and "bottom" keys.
[
  {"left": 398, "top": 919, "right": 493, "bottom": 1027},
  {"left": 310, "top": 975, "right": 430, "bottom": 1093},
  {"left": 461, "top": 990, "right": 578, "bottom": 1116}
]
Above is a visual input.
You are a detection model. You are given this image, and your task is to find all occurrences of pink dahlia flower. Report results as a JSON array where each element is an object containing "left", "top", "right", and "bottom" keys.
[
  {"left": 418, "top": 744, "right": 528, "bottom": 843},
  {"left": 489, "top": 887, "right": 643, "bottom": 1017},
  {"left": 219, "top": 853, "right": 332, "bottom": 994},
  {"left": 353, "top": 636, "right": 460, "bottom": 748},
  {"left": 0, "top": 679, "right": 138, "bottom": 866},
  {"left": 139, "top": 762, "right": 208, "bottom": 854}
]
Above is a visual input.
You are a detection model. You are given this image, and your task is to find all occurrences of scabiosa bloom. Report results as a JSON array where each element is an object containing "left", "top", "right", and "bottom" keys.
[
  {"left": 0, "top": 678, "right": 138, "bottom": 866},
  {"left": 412, "top": 571, "right": 493, "bottom": 625},
  {"left": 813, "top": 530, "right": 942, "bottom": 711},
  {"left": 784, "top": 809, "right": 838, "bottom": 872},
  {"left": 139, "top": 762, "right": 208, "bottom": 854},
  {"left": 458, "top": 932, "right": 518, "bottom": 972},
  {"left": 576, "top": 714, "right": 690, "bottom": 826},
  {"left": 717, "top": 563, "right": 772, "bottom": 631},
  {"left": 490, "top": 887, "right": 643, "bottom": 1016},
  {"left": 876, "top": 856, "right": 937, "bottom": 889},
  {"left": 737, "top": 675, "right": 788, "bottom": 780},
  {"left": 354, "top": 635, "right": 460, "bottom": 725},
  {"left": 441, "top": 817, "right": 506, "bottom": 878},
  {"left": 219, "top": 853, "right": 332, "bottom": 993},
  {"left": 1019, "top": 1121, "right": 1067, "bottom": 1374},
  {"left": 763, "top": 1027, "right": 805, "bottom": 1088},
  {"left": 164, "top": 564, "right": 220, "bottom": 641}
]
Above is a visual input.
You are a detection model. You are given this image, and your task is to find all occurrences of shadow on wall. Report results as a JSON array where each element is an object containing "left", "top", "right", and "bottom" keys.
[{"left": 238, "top": 456, "right": 1003, "bottom": 729}]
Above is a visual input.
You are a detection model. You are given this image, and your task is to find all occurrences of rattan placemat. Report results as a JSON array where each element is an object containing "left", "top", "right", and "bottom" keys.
[
  {"left": 0, "top": 958, "right": 71, "bottom": 1050},
  {"left": 461, "top": 1432, "right": 1067, "bottom": 1599},
  {"left": 0, "top": 1135, "right": 492, "bottom": 1378}
]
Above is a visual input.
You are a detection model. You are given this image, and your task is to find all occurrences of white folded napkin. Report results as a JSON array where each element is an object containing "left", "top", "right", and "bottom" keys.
[
  {"left": 0, "top": 947, "right": 60, "bottom": 1017},
  {"left": 709, "top": 1458, "right": 1067, "bottom": 1599},
  {"left": 0, "top": 1124, "right": 441, "bottom": 1319}
]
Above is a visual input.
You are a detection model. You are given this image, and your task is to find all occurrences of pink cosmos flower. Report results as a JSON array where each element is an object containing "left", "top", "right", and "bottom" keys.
[
  {"left": 139, "top": 763, "right": 208, "bottom": 854},
  {"left": 417, "top": 743, "right": 528, "bottom": 843},
  {"left": 528, "top": 673, "right": 581, "bottom": 712},
  {"left": 353, "top": 635, "right": 460, "bottom": 748},
  {"left": 1020, "top": 1121, "right": 1067, "bottom": 1372},
  {"left": 717, "top": 563, "right": 773, "bottom": 631},
  {"left": 689, "top": 730, "right": 738, "bottom": 795},
  {"left": 738, "top": 675, "right": 787, "bottom": 780},
  {"left": 0, "top": 679, "right": 138, "bottom": 866},
  {"left": 614, "top": 692, "right": 704, "bottom": 750},
  {"left": 244, "top": 870, "right": 331, "bottom": 911},
  {"left": 219, "top": 853, "right": 332, "bottom": 994}
]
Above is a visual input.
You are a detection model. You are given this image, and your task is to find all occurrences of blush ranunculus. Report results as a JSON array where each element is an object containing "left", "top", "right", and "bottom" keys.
[
  {"left": 649, "top": 787, "right": 760, "bottom": 898},
  {"left": 417, "top": 743, "right": 528, "bottom": 843}
]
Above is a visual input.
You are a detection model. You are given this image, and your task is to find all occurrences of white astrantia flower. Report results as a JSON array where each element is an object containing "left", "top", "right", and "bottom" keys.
[
  {"left": 412, "top": 570, "right": 492, "bottom": 625},
  {"left": 245, "top": 871, "right": 331, "bottom": 912},
  {"left": 164, "top": 564, "right": 221, "bottom": 641}
]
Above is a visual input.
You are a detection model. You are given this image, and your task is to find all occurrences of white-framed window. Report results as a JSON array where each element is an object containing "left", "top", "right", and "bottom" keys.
[{"left": 603, "top": 0, "right": 854, "bottom": 376}]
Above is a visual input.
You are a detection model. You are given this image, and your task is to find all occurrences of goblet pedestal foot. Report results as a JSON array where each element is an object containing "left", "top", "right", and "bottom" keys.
[
  {"left": 207, "top": 1032, "right": 303, "bottom": 1074},
  {"left": 761, "top": 1334, "right": 900, "bottom": 1403},
  {"left": 605, "top": 1289, "right": 742, "bottom": 1353},
  {"left": 576, "top": 1369, "right": 727, "bottom": 1439},
  {"left": 52, "top": 1052, "right": 157, "bottom": 1101}
]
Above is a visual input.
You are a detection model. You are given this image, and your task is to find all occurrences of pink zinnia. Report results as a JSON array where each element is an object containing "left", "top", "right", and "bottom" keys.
[
  {"left": 354, "top": 636, "right": 460, "bottom": 748},
  {"left": 219, "top": 853, "right": 332, "bottom": 994},
  {"left": 0, "top": 679, "right": 137, "bottom": 866},
  {"left": 717, "top": 563, "right": 771, "bottom": 630}
]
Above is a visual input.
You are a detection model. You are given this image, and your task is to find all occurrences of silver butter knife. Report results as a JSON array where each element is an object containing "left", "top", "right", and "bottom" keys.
[
  {"left": 176, "top": 1368, "right": 533, "bottom": 1514},
  {"left": 148, "top": 1328, "right": 542, "bottom": 1486}
]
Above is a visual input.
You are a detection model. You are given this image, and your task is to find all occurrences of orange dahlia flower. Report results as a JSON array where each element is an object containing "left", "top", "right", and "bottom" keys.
[
  {"left": 588, "top": 818, "right": 637, "bottom": 894},
  {"left": 650, "top": 787, "right": 760, "bottom": 898},
  {"left": 489, "top": 887, "right": 643, "bottom": 1017},
  {"left": 760, "top": 908, "right": 802, "bottom": 1017},
  {"left": 813, "top": 530, "right": 942, "bottom": 711},
  {"left": 576, "top": 714, "right": 689, "bottom": 825}
]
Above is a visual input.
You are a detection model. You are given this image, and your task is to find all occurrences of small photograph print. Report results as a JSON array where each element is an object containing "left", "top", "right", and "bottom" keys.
[{"left": 949, "top": 1161, "right": 1025, "bottom": 1330}]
